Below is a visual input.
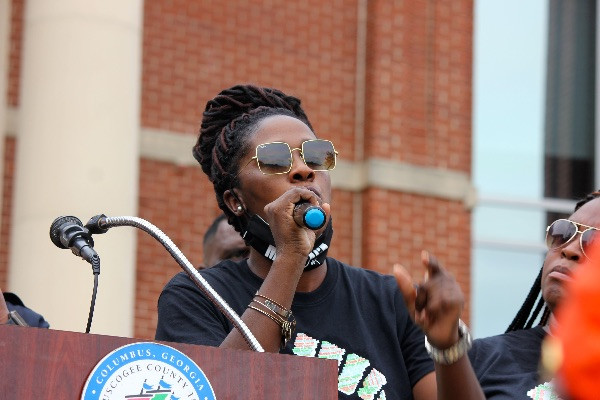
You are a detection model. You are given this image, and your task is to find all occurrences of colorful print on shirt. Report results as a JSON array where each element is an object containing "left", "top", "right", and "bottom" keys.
[
  {"left": 293, "top": 332, "right": 388, "bottom": 399},
  {"left": 527, "top": 380, "right": 563, "bottom": 400}
]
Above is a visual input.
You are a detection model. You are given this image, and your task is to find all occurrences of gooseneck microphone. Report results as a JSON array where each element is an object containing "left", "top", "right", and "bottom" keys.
[
  {"left": 50, "top": 216, "right": 98, "bottom": 264},
  {"left": 293, "top": 202, "right": 326, "bottom": 230},
  {"left": 50, "top": 213, "right": 263, "bottom": 349},
  {"left": 49, "top": 215, "right": 101, "bottom": 333},
  {"left": 83, "top": 214, "right": 264, "bottom": 351}
]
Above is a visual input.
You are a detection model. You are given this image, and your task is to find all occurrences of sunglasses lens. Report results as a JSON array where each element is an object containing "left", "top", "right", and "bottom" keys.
[
  {"left": 546, "top": 219, "right": 577, "bottom": 249},
  {"left": 581, "top": 229, "right": 599, "bottom": 256},
  {"left": 302, "top": 140, "right": 336, "bottom": 171},
  {"left": 256, "top": 143, "right": 292, "bottom": 174}
]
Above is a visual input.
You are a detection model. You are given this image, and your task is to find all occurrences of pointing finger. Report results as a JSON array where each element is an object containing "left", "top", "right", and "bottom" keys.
[
  {"left": 393, "top": 264, "right": 416, "bottom": 317},
  {"left": 421, "top": 250, "right": 442, "bottom": 277}
]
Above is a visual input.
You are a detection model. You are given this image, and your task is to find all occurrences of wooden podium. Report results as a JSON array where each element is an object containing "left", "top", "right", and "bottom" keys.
[{"left": 0, "top": 325, "right": 338, "bottom": 399}]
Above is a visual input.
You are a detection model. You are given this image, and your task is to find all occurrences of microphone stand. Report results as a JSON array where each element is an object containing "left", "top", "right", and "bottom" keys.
[{"left": 87, "top": 215, "right": 264, "bottom": 352}]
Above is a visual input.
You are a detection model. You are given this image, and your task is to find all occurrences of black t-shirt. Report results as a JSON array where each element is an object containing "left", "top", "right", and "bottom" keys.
[
  {"left": 468, "top": 326, "right": 559, "bottom": 399},
  {"left": 156, "top": 257, "right": 434, "bottom": 399}
]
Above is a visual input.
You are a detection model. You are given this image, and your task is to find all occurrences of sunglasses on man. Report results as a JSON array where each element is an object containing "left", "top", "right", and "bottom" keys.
[
  {"left": 545, "top": 219, "right": 600, "bottom": 259},
  {"left": 245, "top": 139, "right": 338, "bottom": 175}
]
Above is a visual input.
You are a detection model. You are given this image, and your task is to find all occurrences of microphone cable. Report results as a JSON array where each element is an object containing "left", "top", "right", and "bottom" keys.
[{"left": 85, "top": 253, "right": 101, "bottom": 333}]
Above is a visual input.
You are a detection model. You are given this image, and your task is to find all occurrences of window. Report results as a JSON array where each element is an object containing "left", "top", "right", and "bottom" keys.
[{"left": 470, "top": 0, "right": 598, "bottom": 337}]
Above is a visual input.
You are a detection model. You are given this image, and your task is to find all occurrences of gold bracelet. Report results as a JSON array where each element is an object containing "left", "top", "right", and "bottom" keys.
[
  {"left": 254, "top": 293, "right": 292, "bottom": 319},
  {"left": 248, "top": 302, "right": 296, "bottom": 350},
  {"left": 248, "top": 304, "right": 283, "bottom": 325}
]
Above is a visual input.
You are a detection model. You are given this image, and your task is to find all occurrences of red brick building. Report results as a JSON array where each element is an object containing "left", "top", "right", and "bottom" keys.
[{"left": 1, "top": 0, "right": 474, "bottom": 339}]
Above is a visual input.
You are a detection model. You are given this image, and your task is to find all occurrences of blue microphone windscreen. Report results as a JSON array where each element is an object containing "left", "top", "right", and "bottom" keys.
[{"left": 305, "top": 208, "right": 325, "bottom": 229}]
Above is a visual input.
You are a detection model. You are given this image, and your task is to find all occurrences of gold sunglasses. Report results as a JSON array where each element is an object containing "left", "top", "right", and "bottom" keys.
[
  {"left": 244, "top": 139, "right": 338, "bottom": 175},
  {"left": 545, "top": 218, "right": 600, "bottom": 259}
]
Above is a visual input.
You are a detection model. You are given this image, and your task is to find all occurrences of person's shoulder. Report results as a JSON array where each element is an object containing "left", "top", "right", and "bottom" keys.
[
  {"left": 329, "top": 258, "right": 391, "bottom": 278},
  {"left": 201, "top": 258, "right": 252, "bottom": 280},
  {"left": 473, "top": 326, "right": 546, "bottom": 350},
  {"left": 482, "top": 325, "right": 545, "bottom": 341},
  {"left": 202, "top": 258, "right": 245, "bottom": 272},
  {"left": 3, "top": 292, "right": 25, "bottom": 306},
  {"left": 162, "top": 270, "right": 195, "bottom": 290},
  {"left": 469, "top": 326, "right": 546, "bottom": 381},
  {"left": 507, "top": 325, "right": 546, "bottom": 338},
  {"left": 3, "top": 292, "right": 50, "bottom": 328},
  {"left": 327, "top": 257, "right": 397, "bottom": 289},
  {"left": 164, "top": 259, "right": 250, "bottom": 289}
]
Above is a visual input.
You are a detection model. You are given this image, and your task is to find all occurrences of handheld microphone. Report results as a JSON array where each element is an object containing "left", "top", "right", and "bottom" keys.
[
  {"left": 49, "top": 216, "right": 98, "bottom": 264},
  {"left": 293, "top": 202, "right": 326, "bottom": 230}
]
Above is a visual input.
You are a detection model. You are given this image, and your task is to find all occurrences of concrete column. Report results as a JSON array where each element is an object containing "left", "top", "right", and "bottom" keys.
[{"left": 8, "top": 0, "right": 142, "bottom": 336}]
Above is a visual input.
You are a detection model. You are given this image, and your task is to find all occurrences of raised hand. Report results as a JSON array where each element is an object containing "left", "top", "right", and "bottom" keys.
[
  {"left": 264, "top": 187, "right": 330, "bottom": 262},
  {"left": 394, "top": 250, "right": 464, "bottom": 349}
]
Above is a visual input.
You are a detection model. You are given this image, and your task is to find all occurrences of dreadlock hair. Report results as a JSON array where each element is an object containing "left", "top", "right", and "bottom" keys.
[
  {"left": 506, "top": 189, "right": 600, "bottom": 332},
  {"left": 192, "top": 85, "right": 313, "bottom": 232}
]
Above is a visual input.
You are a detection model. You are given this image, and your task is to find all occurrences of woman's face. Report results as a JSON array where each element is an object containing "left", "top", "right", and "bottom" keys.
[
  {"left": 542, "top": 197, "right": 600, "bottom": 311},
  {"left": 233, "top": 114, "right": 332, "bottom": 220}
]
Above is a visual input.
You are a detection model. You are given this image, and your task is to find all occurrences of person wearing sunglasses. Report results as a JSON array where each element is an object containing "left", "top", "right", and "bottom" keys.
[
  {"left": 155, "top": 84, "right": 479, "bottom": 400},
  {"left": 542, "top": 207, "right": 600, "bottom": 400},
  {"left": 395, "top": 190, "right": 600, "bottom": 399},
  {"left": 481, "top": 191, "right": 600, "bottom": 398}
]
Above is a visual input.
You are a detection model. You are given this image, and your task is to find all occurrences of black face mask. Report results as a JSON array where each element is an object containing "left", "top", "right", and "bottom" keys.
[{"left": 242, "top": 214, "right": 333, "bottom": 271}]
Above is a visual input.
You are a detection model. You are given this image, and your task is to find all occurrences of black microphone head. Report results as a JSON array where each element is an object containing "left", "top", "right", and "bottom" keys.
[
  {"left": 85, "top": 214, "right": 109, "bottom": 234},
  {"left": 50, "top": 215, "right": 84, "bottom": 249}
]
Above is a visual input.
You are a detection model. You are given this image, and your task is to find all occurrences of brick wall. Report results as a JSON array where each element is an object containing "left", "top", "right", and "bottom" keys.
[
  {"left": 362, "top": 0, "right": 473, "bottom": 322},
  {"left": 7, "top": 0, "right": 23, "bottom": 108},
  {"left": 361, "top": 189, "right": 472, "bottom": 322},
  {"left": 135, "top": 159, "right": 221, "bottom": 339},
  {"left": 140, "top": 0, "right": 359, "bottom": 157},
  {"left": 365, "top": 0, "right": 472, "bottom": 171}
]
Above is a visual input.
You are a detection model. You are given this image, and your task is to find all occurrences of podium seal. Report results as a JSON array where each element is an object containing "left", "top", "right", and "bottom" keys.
[{"left": 81, "top": 342, "right": 216, "bottom": 400}]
